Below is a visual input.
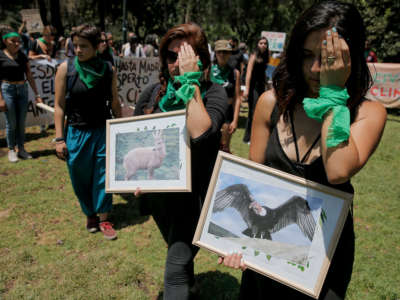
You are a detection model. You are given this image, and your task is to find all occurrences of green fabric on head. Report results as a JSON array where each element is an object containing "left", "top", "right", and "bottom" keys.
[
  {"left": 159, "top": 61, "right": 204, "bottom": 112},
  {"left": 2, "top": 32, "right": 20, "bottom": 40},
  {"left": 38, "top": 37, "right": 48, "bottom": 45},
  {"left": 303, "top": 85, "right": 350, "bottom": 148},
  {"left": 210, "top": 64, "right": 231, "bottom": 85},
  {"left": 74, "top": 56, "right": 107, "bottom": 89}
]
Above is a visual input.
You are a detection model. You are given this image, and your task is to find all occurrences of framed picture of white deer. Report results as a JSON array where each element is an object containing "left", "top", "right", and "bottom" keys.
[
  {"left": 193, "top": 152, "right": 353, "bottom": 299},
  {"left": 106, "top": 110, "right": 191, "bottom": 193}
]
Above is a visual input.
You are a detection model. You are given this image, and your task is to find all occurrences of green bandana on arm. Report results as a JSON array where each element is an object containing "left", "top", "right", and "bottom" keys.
[
  {"left": 38, "top": 37, "right": 48, "bottom": 45},
  {"left": 303, "top": 85, "right": 350, "bottom": 148},
  {"left": 210, "top": 64, "right": 231, "bottom": 85},
  {"left": 74, "top": 56, "right": 107, "bottom": 89}
]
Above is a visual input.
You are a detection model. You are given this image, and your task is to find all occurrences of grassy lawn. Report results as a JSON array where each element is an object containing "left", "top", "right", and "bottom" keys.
[{"left": 0, "top": 107, "right": 399, "bottom": 300}]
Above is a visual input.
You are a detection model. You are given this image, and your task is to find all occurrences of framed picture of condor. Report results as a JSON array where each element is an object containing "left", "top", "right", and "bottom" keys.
[
  {"left": 193, "top": 151, "right": 353, "bottom": 299},
  {"left": 105, "top": 109, "right": 191, "bottom": 193}
]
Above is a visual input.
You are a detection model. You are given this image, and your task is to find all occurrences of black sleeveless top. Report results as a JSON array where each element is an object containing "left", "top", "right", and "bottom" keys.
[
  {"left": 65, "top": 58, "right": 113, "bottom": 128},
  {"left": 250, "top": 58, "right": 267, "bottom": 90},
  {"left": 265, "top": 105, "right": 354, "bottom": 194}
]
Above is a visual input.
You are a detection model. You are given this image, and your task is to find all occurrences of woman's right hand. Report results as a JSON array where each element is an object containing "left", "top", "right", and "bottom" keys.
[
  {"left": 217, "top": 252, "right": 246, "bottom": 271},
  {"left": 55, "top": 142, "right": 68, "bottom": 160},
  {"left": 41, "top": 54, "right": 51, "bottom": 61}
]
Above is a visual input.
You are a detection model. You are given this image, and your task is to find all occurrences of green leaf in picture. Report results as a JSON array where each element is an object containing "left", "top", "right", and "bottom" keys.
[
  {"left": 242, "top": 246, "right": 247, "bottom": 250},
  {"left": 298, "top": 265, "right": 305, "bottom": 272},
  {"left": 144, "top": 126, "right": 148, "bottom": 130},
  {"left": 254, "top": 250, "right": 260, "bottom": 256},
  {"left": 171, "top": 123, "right": 176, "bottom": 127},
  {"left": 266, "top": 255, "right": 271, "bottom": 261},
  {"left": 215, "top": 236, "right": 219, "bottom": 239},
  {"left": 153, "top": 126, "right": 156, "bottom": 130},
  {"left": 166, "top": 125, "right": 170, "bottom": 128},
  {"left": 137, "top": 128, "right": 140, "bottom": 131},
  {"left": 307, "top": 262, "right": 310, "bottom": 268}
]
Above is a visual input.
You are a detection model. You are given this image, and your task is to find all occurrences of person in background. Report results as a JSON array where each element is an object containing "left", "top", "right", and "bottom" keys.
[
  {"left": 55, "top": 36, "right": 66, "bottom": 59},
  {"left": 242, "top": 36, "right": 269, "bottom": 143},
  {"left": 228, "top": 37, "right": 244, "bottom": 75},
  {"left": 65, "top": 27, "right": 76, "bottom": 58},
  {"left": 106, "top": 32, "right": 117, "bottom": 56},
  {"left": 0, "top": 26, "right": 43, "bottom": 162},
  {"left": 28, "top": 25, "right": 57, "bottom": 61},
  {"left": 54, "top": 24, "right": 121, "bottom": 240},
  {"left": 219, "top": 2, "right": 386, "bottom": 299},
  {"left": 143, "top": 34, "right": 159, "bottom": 57},
  {"left": 98, "top": 32, "right": 114, "bottom": 65},
  {"left": 364, "top": 40, "right": 377, "bottom": 62},
  {"left": 17, "top": 21, "right": 32, "bottom": 56},
  {"left": 133, "top": 23, "right": 228, "bottom": 299},
  {"left": 121, "top": 33, "right": 145, "bottom": 57},
  {"left": 211, "top": 39, "right": 241, "bottom": 153}
]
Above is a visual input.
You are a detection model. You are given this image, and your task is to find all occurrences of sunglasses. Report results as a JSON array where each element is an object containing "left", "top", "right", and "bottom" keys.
[
  {"left": 101, "top": 39, "right": 107, "bottom": 43},
  {"left": 166, "top": 50, "right": 178, "bottom": 63}
]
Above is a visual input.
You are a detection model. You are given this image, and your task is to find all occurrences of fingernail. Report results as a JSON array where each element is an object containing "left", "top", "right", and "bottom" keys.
[
  {"left": 327, "top": 30, "right": 331, "bottom": 36},
  {"left": 332, "top": 27, "right": 337, "bottom": 33},
  {"left": 323, "top": 40, "right": 327, "bottom": 45}
]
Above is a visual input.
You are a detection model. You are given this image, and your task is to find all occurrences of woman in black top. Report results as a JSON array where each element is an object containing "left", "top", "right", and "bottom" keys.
[
  {"left": 242, "top": 36, "right": 269, "bottom": 143},
  {"left": 210, "top": 40, "right": 241, "bottom": 153},
  {"left": 97, "top": 32, "right": 114, "bottom": 66},
  {"left": 219, "top": 2, "right": 386, "bottom": 299},
  {"left": 0, "top": 26, "right": 43, "bottom": 162},
  {"left": 134, "top": 23, "right": 228, "bottom": 300},
  {"left": 28, "top": 25, "right": 57, "bottom": 61},
  {"left": 54, "top": 24, "right": 121, "bottom": 240}
]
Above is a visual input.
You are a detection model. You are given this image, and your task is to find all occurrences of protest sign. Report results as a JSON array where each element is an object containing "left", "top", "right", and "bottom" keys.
[
  {"left": 114, "top": 57, "right": 160, "bottom": 107},
  {"left": 261, "top": 31, "right": 286, "bottom": 52},
  {"left": 366, "top": 63, "right": 400, "bottom": 108},
  {"left": 0, "top": 59, "right": 63, "bottom": 130},
  {"left": 20, "top": 9, "right": 43, "bottom": 33}
]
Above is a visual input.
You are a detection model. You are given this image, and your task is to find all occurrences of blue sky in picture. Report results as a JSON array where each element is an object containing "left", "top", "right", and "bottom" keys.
[{"left": 210, "top": 172, "right": 323, "bottom": 246}]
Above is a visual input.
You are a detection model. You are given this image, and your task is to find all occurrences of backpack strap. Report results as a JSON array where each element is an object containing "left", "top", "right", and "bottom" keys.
[{"left": 66, "top": 57, "right": 79, "bottom": 95}]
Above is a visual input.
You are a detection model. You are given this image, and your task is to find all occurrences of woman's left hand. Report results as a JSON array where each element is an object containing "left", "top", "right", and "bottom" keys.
[
  {"left": 178, "top": 42, "right": 200, "bottom": 75},
  {"left": 320, "top": 27, "right": 351, "bottom": 88},
  {"left": 35, "top": 97, "right": 44, "bottom": 104}
]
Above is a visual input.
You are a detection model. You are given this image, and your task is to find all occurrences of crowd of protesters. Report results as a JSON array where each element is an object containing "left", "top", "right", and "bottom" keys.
[{"left": 0, "top": 1, "right": 387, "bottom": 299}]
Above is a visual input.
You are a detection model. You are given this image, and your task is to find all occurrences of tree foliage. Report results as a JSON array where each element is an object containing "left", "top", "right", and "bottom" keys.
[{"left": 0, "top": 0, "right": 398, "bottom": 61}]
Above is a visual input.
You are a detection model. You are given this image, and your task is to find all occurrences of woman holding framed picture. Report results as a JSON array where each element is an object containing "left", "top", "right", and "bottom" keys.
[
  {"left": 134, "top": 23, "right": 229, "bottom": 299},
  {"left": 220, "top": 1, "right": 386, "bottom": 299}
]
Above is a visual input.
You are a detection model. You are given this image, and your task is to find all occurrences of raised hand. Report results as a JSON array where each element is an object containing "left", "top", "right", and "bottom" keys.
[
  {"left": 178, "top": 42, "right": 200, "bottom": 75},
  {"left": 320, "top": 27, "right": 351, "bottom": 88}
]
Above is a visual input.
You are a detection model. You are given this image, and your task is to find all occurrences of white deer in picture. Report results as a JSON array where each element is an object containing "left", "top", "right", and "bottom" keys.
[{"left": 123, "top": 130, "right": 166, "bottom": 180}]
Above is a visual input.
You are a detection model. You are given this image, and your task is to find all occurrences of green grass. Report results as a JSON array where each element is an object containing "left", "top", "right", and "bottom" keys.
[{"left": 0, "top": 108, "right": 399, "bottom": 300}]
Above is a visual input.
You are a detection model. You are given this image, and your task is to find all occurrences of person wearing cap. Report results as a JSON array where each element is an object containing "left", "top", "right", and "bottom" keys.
[{"left": 211, "top": 40, "right": 241, "bottom": 153}]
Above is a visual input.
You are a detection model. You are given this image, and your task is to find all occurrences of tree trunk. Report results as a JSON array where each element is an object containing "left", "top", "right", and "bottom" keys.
[
  {"left": 50, "top": 0, "right": 64, "bottom": 36},
  {"left": 37, "top": 0, "right": 48, "bottom": 26},
  {"left": 98, "top": 0, "right": 105, "bottom": 31}
]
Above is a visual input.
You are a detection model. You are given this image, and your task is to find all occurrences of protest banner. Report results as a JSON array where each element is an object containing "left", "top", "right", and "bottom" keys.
[
  {"left": 261, "top": 31, "right": 286, "bottom": 52},
  {"left": 114, "top": 57, "right": 160, "bottom": 107},
  {"left": 20, "top": 9, "right": 43, "bottom": 33},
  {"left": 0, "top": 57, "right": 160, "bottom": 129},
  {"left": 0, "top": 59, "right": 63, "bottom": 130},
  {"left": 366, "top": 63, "right": 400, "bottom": 108}
]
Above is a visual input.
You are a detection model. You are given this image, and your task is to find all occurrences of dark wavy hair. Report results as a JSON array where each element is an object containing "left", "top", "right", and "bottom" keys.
[
  {"left": 154, "top": 23, "right": 210, "bottom": 108},
  {"left": 254, "top": 36, "right": 269, "bottom": 65},
  {"left": 71, "top": 24, "right": 101, "bottom": 49},
  {"left": 273, "top": 1, "right": 371, "bottom": 120}
]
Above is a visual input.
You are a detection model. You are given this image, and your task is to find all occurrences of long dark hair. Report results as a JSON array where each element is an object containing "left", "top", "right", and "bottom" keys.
[
  {"left": 254, "top": 36, "right": 269, "bottom": 65},
  {"left": 153, "top": 23, "right": 210, "bottom": 109},
  {"left": 273, "top": 1, "right": 371, "bottom": 120}
]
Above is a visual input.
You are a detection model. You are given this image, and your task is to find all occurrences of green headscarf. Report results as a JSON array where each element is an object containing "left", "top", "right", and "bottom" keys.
[
  {"left": 2, "top": 32, "right": 20, "bottom": 40},
  {"left": 38, "top": 37, "right": 48, "bottom": 45},
  {"left": 74, "top": 56, "right": 107, "bottom": 89}
]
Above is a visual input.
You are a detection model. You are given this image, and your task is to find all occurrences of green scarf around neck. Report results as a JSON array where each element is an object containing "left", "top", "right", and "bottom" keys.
[
  {"left": 210, "top": 64, "right": 231, "bottom": 85},
  {"left": 74, "top": 56, "right": 107, "bottom": 89},
  {"left": 39, "top": 37, "right": 48, "bottom": 45},
  {"left": 159, "top": 61, "right": 205, "bottom": 112}
]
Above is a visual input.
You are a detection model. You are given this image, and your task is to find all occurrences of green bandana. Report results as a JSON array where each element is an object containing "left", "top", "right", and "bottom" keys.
[
  {"left": 303, "top": 85, "right": 350, "bottom": 148},
  {"left": 38, "top": 37, "right": 48, "bottom": 45},
  {"left": 2, "top": 32, "right": 20, "bottom": 40},
  {"left": 159, "top": 61, "right": 204, "bottom": 112},
  {"left": 74, "top": 56, "right": 107, "bottom": 89},
  {"left": 210, "top": 64, "right": 231, "bottom": 85}
]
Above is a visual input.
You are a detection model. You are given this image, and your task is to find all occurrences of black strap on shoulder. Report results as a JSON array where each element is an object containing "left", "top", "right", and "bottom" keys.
[
  {"left": 66, "top": 57, "right": 79, "bottom": 93},
  {"left": 269, "top": 103, "right": 280, "bottom": 130}
]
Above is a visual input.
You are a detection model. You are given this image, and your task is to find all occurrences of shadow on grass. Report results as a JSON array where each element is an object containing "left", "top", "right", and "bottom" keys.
[
  {"left": 152, "top": 270, "right": 240, "bottom": 300},
  {"left": 238, "top": 115, "right": 248, "bottom": 129},
  {"left": 111, "top": 194, "right": 149, "bottom": 230},
  {"left": 30, "top": 149, "right": 56, "bottom": 158}
]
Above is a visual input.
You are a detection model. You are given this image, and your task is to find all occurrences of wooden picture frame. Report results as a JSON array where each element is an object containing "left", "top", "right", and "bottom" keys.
[
  {"left": 106, "top": 110, "right": 191, "bottom": 193},
  {"left": 193, "top": 152, "right": 353, "bottom": 298}
]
